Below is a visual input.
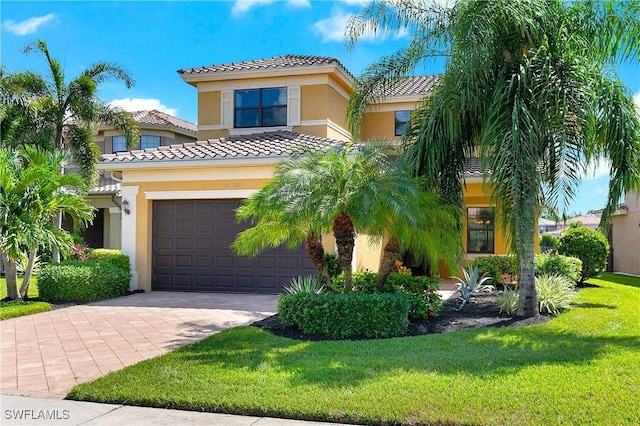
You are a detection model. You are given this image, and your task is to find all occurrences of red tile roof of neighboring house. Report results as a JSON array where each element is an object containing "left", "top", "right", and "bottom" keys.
[
  {"left": 128, "top": 110, "right": 197, "bottom": 135},
  {"left": 100, "top": 131, "right": 348, "bottom": 163},
  {"left": 178, "top": 54, "right": 354, "bottom": 79}
]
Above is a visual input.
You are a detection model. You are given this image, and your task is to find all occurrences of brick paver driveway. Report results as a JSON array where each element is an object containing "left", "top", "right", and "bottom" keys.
[{"left": 0, "top": 292, "right": 277, "bottom": 398}]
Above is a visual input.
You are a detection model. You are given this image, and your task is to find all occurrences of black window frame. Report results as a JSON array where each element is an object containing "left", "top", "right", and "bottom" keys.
[
  {"left": 234, "top": 87, "right": 287, "bottom": 129},
  {"left": 394, "top": 110, "right": 411, "bottom": 136},
  {"left": 467, "top": 207, "right": 495, "bottom": 254}
]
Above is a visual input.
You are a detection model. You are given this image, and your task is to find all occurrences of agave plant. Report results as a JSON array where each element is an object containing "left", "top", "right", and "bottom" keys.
[
  {"left": 453, "top": 265, "right": 495, "bottom": 311},
  {"left": 283, "top": 276, "right": 326, "bottom": 295}
]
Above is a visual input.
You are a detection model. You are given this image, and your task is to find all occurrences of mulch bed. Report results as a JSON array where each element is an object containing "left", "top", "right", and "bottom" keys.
[{"left": 251, "top": 293, "right": 552, "bottom": 341}]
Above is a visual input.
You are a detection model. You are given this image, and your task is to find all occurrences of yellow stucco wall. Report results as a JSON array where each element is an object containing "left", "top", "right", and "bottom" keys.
[
  {"left": 611, "top": 192, "right": 640, "bottom": 275},
  {"left": 360, "top": 111, "right": 399, "bottom": 142},
  {"left": 198, "top": 129, "right": 229, "bottom": 140},
  {"left": 198, "top": 91, "right": 221, "bottom": 127}
]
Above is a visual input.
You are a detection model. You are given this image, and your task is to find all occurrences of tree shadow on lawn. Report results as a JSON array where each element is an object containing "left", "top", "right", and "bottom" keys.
[{"left": 176, "top": 323, "right": 640, "bottom": 389}]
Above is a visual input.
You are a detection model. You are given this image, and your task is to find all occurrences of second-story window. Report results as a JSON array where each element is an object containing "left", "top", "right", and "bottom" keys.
[
  {"left": 112, "top": 135, "right": 127, "bottom": 153},
  {"left": 235, "top": 87, "right": 287, "bottom": 128},
  {"left": 395, "top": 110, "right": 411, "bottom": 136},
  {"left": 140, "top": 135, "right": 161, "bottom": 149}
]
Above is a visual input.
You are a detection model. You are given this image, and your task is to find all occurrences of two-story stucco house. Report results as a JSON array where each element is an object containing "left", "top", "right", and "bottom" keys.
[{"left": 96, "top": 55, "right": 512, "bottom": 293}]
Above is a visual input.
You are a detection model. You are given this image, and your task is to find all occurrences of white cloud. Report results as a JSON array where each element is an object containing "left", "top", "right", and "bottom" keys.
[
  {"left": 312, "top": 8, "right": 407, "bottom": 43},
  {"left": 2, "top": 13, "right": 56, "bottom": 35},
  {"left": 108, "top": 98, "right": 178, "bottom": 116},
  {"left": 231, "top": 0, "right": 310, "bottom": 17},
  {"left": 581, "top": 158, "right": 611, "bottom": 180}
]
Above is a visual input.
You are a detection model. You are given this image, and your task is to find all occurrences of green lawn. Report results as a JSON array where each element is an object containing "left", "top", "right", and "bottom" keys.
[
  {"left": 0, "top": 276, "right": 51, "bottom": 319},
  {"left": 67, "top": 273, "right": 640, "bottom": 425}
]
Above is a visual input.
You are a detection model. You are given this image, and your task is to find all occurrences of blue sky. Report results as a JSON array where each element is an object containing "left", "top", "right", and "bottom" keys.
[{"left": 2, "top": 0, "right": 639, "bottom": 216}]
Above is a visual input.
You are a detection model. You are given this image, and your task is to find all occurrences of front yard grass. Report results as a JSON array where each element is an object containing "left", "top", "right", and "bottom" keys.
[
  {"left": 67, "top": 273, "right": 640, "bottom": 425},
  {"left": 0, "top": 277, "right": 51, "bottom": 319}
]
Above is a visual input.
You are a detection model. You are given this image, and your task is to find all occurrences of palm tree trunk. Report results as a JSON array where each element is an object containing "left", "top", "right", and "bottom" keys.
[
  {"left": 305, "top": 235, "right": 330, "bottom": 287},
  {"left": 1, "top": 252, "right": 19, "bottom": 300},
  {"left": 378, "top": 236, "right": 401, "bottom": 290},
  {"left": 19, "top": 247, "right": 38, "bottom": 299},
  {"left": 52, "top": 152, "right": 65, "bottom": 263},
  {"left": 333, "top": 212, "right": 355, "bottom": 292},
  {"left": 516, "top": 210, "right": 538, "bottom": 317}
]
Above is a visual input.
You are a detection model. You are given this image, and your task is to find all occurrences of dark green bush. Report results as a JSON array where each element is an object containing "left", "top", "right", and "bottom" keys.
[
  {"left": 324, "top": 253, "right": 342, "bottom": 278},
  {"left": 557, "top": 227, "right": 609, "bottom": 283},
  {"left": 38, "top": 260, "right": 130, "bottom": 303},
  {"left": 278, "top": 292, "right": 410, "bottom": 339},
  {"left": 471, "top": 256, "right": 517, "bottom": 284},
  {"left": 330, "top": 271, "right": 442, "bottom": 319},
  {"left": 540, "top": 233, "right": 558, "bottom": 250},
  {"left": 86, "top": 249, "right": 130, "bottom": 273},
  {"left": 534, "top": 253, "right": 582, "bottom": 283}
]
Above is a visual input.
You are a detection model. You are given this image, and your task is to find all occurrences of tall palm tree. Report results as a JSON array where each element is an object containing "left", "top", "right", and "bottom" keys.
[
  {"left": 347, "top": 0, "right": 640, "bottom": 316},
  {"left": 0, "top": 147, "right": 94, "bottom": 300},
  {"left": 2, "top": 40, "right": 140, "bottom": 262}
]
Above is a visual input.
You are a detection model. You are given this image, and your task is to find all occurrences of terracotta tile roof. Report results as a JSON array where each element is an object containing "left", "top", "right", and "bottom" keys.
[
  {"left": 100, "top": 131, "right": 348, "bottom": 164},
  {"left": 178, "top": 54, "right": 353, "bottom": 79},
  {"left": 88, "top": 174, "right": 120, "bottom": 195},
  {"left": 128, "top": 110, "right": 196, "bottom": 135},
  {"left": 375, "top": 75, "right": 441, "bottom": 98}
]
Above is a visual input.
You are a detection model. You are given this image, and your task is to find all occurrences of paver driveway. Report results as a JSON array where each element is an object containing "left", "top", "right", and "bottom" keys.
[{"left": 0, "top": 292, "right": 277, "bottom": 398}]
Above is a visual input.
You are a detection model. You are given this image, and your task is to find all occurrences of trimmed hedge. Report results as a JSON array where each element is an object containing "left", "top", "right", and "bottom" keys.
[
  {"left": 278, "top": 292, "right": 410, "bottom": 339},
  {"left": 86, "top": 249, "right": 130, "bottom": 273},
  {"left": 557, "top": 227, "right": 610, "bottom": 283},
  {"left": 38, "top": 260, "right": 130, "bottom": 303},
  {"left": 471, "top": 256, "right": 516, "bottom": 284},
  {"left": 534, "top": 253, "right": 582, "bottom": 283}
]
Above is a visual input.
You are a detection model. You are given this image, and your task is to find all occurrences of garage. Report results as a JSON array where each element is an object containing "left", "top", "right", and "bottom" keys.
[{"left": 152, "top": 199, "right": 317, "bottom": 293}]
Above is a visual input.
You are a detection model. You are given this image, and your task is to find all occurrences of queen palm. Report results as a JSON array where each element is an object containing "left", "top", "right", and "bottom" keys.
[
  {"left": 347, "top": 0, "right": 640, "bottom": 316},
  {"left": 0, "top": 147, "right": 94, "bottom": 300},
  {"left": 233, "top": 144, "right": 435, "bottom": 291},
  {"left": 2, "top": 40, "right": 139, "bottom": 262}
]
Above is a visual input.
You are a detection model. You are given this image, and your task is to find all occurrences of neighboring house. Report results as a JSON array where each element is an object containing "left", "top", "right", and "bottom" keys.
[
  {"left": 539, "top": 217, "right": 559, "bottom": 233},
  {"left": 610, "top": 191, "right": 640, "bottom": 275},
  {"left": 97, "top": 55, "right": 520, "bottom": 293},
  {"left": 65, "top": 110, "right": 197, "bottom": 248}
]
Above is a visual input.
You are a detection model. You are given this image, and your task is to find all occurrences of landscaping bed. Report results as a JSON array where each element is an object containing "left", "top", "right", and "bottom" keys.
[{"left": 253, "top": 293, "right": 552, "bottom": 340}]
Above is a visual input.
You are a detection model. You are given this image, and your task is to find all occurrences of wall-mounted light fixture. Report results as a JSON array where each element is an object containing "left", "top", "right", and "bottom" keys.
[{"left": 121, "top": 199, "right": 131, "bottom": 215}]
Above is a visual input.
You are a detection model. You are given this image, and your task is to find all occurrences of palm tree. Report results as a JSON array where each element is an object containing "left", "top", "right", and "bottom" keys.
[
  {"left": 347, "top": 0, "right": 640, "bottom": 316},
  {"left": 3, "top": 40, "right": 140, "bottom": 262},
  {"left": 0, "top": 147, "right": 94, "bottom": 300},
  {"left": 233, "top": 144, "right": 431, "bottom": 291}
]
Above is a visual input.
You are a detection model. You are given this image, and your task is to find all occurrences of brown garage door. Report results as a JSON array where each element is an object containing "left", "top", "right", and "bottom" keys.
[{"left": 152, "top": 199, "right": 317, "bottom": 293}]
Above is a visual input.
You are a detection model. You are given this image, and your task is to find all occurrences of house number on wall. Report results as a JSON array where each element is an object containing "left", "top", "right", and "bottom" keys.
[{"left": 223, "top": 181, "right": 240, "bottom": 189}]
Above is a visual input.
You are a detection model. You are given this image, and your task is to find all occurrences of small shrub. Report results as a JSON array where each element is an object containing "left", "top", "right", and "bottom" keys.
[
  {"left": 278, "top": 292, "right": 410, "bottom": 339},
  {"left": 540, "top": 233, "right": 558, "bottom": 250},
  {"left": 38, "top": 260, "right": 130, "bottom": 303},
  {"left": 86, "top": 249, "right": 130, "bottom": 273},
  {"left": 331, "top": 270, "right": 378, "bottom": 293},
  {"left": 470, "top": 258, "right": 501, "bottom": 285},
  {"left": 453, "top": 265, "right": 495, "bottom": 310},
  {"left": 535, "top": 274, "right": 576, "bottom": 315},
  {"left": 557, "top": 227, "right": 609, "bottom": 283},
  {"left": 496, "top": 288, "right": 519, "bottom": 316},
  {"left": 284, "top": 276, "right": 325, "bottom": 295},
  {"left": 324, "top": 253, "right": 342, "bottom": 278},
  {"left": 535, "top": 253, "right": 582, "bottom": 283},
  {"left": 392, "top": 260, "right": 412, "bottom": 276}
]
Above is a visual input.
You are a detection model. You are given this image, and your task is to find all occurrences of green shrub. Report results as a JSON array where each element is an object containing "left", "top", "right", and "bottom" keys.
[
  {"left": 535, "top": 274, "right": 576, "bottom": 315},
  {"left": 496, "top": 288, "right": 519, "bottom": 316},
  {"left": 86, "top": 249, "right": 130, "bottom": 273},
  {"left": 469, "top": 258, "right": 501, "bottom": 285},
  {"left": 557, "top": 227, "right": 609, "bottom": 283},
  {"left": 38, "top": 260, "right": 130, "bottom": 303},
  {"left": 540, "top": 233, "right": 558, "bottom": 250},
  {"left": 324, "top": 253, "right": 342, "bottom": 278},
  {"left": 331, "top": 270, "right": 378, "bottom": 293},
  {"left": 278, "top": 292, "right": 410, "bottom": 339},
  {"left": 284, "top": 276, "right": 325, "bottom": 295},
  {"left": 534, "top": 253, "right": 582, "bottom": 283}
]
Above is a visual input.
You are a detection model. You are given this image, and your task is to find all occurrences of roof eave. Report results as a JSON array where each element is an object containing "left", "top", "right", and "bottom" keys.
[{"left": 97, "top": 156, "right": 282, "bottom": 171}]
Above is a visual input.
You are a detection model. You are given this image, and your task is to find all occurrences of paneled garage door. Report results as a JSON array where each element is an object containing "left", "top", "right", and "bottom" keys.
[{"left": 152, "top": 199, "right": 317, "bottom": 293}]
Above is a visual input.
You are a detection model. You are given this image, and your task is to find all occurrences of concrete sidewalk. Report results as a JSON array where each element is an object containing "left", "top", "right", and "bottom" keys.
[{"left": 0, "top": 395, "right": 347, "bottom": 426}]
